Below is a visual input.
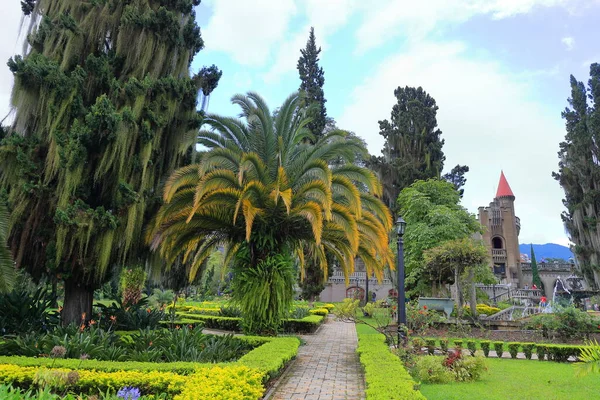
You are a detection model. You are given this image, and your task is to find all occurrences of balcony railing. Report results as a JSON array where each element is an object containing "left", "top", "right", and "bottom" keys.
[
  {"left": 521, "top": 262, "right": 574, "bottom": 272},
  {"left": 492, "top": 248, "right": 506, "bottom": 261},
  {"left": 327, "top": 270, "right": 392, "bottom": 285}
]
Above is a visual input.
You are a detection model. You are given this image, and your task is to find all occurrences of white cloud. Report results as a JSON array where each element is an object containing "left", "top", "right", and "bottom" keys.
[
  {"left": 354, "top": 0, "right": 593, "bottom": 53},
  {"left": 0, "top": 3, "right": 25, "bottom": 120},
  {"left": 338, "top": 40, "right": 568, "bottom": 244},
  {"left": 561, "top": 36, "right": 575, "bottom": 50},
  {"left": 202, "top": 0, "right": 297, "bottom": 66}
]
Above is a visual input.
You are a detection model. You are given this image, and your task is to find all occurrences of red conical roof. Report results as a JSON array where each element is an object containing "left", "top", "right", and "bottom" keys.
[{"left": 496, "top": 171, "right": 515, "bottom": 198}]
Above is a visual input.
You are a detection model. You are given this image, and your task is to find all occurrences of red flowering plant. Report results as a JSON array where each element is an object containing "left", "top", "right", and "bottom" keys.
[{"left": 406, "top": 302, "right": 443, "bottom": 336}]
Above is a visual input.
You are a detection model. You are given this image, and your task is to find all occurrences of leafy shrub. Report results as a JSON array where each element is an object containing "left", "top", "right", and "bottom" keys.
[
  {"left": 173, "top": 366, "right": 264, "bottom": 400},
  {"left": 281, "top": 316, "right": 324, "bottom": 333},
  {"left": 287, "top": 306, "right": 309, "bottom": 319},
  {"left": 120, "top": 267, "right": 146, "bottom": 306},
  {"left": 333, "top": 298, "right": 359, "bottom": 319},
  {"left": 407, "top": 302, "right": 443, "bottom": 336},
  {"left": 219, "top": 305, "right": 242, "bottom": 318},
  {"left": 412, "top": 338, "right": 425, "bottom": 353},
  {"left": 426, "top": 339, "right": 436, "bottom": 355},
  {"left": 148, "top": 289, "right": 175, "bottom": 309},
  {"left": 362, "top": 303, "right": 376, "bottom": 317},
  {"left": 356, "top": 333, "right": 426, "bottom": 399},
  {"left": 321, "top": 303, "right": 335, "bottom": 311},
  {"left": 0, "top": 325, "right": 254, "bottom": 363},
  {"left": 493, "top": 341, "right": 504, "bottom": 358},
  {"left": 526, "top": 306, "right": 599, "bottom": 340},
  {"left": 185, "top": 307, "right": 221, "bottom": 316},
  {"left": 480, "top": 341, "right": 491, "bottom": 357},
  {"left": 522, "top": 343, "right": 534, "bottom": 360},
  {"left": 95, "top": 297, "right": 164, "bottom": 331},
  {"left": 439, "top": 339, "right": 449, "bottom": 353},
  {"left": 507, "top": 343, "right": 520, "bottom": 359},
  {"left": 466, "top": 341, "right": 477, "bottom": 356},
  {"left": 454, "top": 340, "right": 463, "bottom": 352},
  {"left": 0, "top": 286, "right": 58, "bottom": 335},
  {"left": 536, "top": 344, "right": 546, "bottom": 361},
  {"left": 413, "top": 356, "right": 454, "bottom": 383},
  {"left": 237, "top": 337, "right": 300, "bottom": 382},
  {"left": 451, "top": 356, "right": 487, "bottom": 382}
]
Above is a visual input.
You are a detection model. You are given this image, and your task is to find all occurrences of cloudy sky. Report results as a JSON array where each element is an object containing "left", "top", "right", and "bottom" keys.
[{"left": 2, "top": 1, "right": 600, "bottom": 247}]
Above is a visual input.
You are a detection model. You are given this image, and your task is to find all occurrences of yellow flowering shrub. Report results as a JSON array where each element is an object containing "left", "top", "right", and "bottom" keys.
[
  {"left": 175, "top": 366, "right": 264, "bottom": 400},
  {"left": 321, "top": 303, "right": 335, "bottom": 311},
  {"left": 308, "top": 308, "right": 329, "bottom": 316}
]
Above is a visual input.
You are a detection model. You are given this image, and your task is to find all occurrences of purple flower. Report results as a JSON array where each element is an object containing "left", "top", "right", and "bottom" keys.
[{"left": 117, "top": 387, "right": 141, "bottom": 400}]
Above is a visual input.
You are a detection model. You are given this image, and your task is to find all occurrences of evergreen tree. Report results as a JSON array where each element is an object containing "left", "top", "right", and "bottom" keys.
[
  {"left": 530, "top": 244, "right": 543, "bottom": 290},
  {"left": 371, "top": 86, "right": 446, "bottom": 211},
  {"left": 297, "top": 27, "right": 328, "bottom": 300},
  {"left": 553, "top": 64, "right": 600, "bottom": 288},
  {"left": 443, "top": 164, "right": 469, "bottom": 197},
  {"left": 297, "top": 27, "right": 327, "bottom": 139},
  {"left": 0, "top": 0, "right": 220, "bottom": 324}
]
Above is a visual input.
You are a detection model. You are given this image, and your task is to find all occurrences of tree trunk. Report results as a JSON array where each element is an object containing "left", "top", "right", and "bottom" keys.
[
  {"left": 468, "top": 268, "right": 478, "bottom": 318},
  {"left": 62, "top": 278, "right": 94, "bottom": 326},
  {"left": 454, "top": 267, "right": 462, "bottom": 318}
]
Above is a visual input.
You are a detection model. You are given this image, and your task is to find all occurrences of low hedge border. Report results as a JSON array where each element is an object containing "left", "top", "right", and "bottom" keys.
[
  {"left": 357, "top": 333, "right": 426, "bottom": 399},
  {"left": 428, "top": 338, "right": 590, "bottom": 362},
  {"left": 0, "top": 336, "right": 301, "bottom": 399}
]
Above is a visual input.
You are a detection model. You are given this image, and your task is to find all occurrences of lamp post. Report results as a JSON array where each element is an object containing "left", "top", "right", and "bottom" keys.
[{"left": 396, "top": 216, "right": 407, "bottom": 346}]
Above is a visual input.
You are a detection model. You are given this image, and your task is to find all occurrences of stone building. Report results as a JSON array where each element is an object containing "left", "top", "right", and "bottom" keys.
[{"left": 478, "top": 171, "right": 523, "bottom": 287}]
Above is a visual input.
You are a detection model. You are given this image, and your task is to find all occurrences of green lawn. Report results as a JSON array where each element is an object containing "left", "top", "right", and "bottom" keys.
[{"left": 420, "top": 358, "right": 598, "bottom": 400}]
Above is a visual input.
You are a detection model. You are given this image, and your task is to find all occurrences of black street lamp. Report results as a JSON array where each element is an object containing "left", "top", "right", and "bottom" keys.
[{"left": 396, "top": 216, "right": 407, "bottom": 346}]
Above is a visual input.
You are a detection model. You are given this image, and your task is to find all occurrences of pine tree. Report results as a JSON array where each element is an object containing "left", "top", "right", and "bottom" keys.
[
  {"left": 530, "top": 244, "right": 543, "bottom": 290},
  {"left": 553, "top": 64, "right": 600, "bottom": 288},
  {"left": 297, "top": 27, "right": 327, "bottom": 139},
  {"left": 371, "top": 86, "right": 446, "bottom": 212},
  {"left": 0, "top": 0, "right": 220, "bottom": 324}
]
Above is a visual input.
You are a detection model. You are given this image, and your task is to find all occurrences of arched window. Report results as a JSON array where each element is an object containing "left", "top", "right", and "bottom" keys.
[{"left": 492, "top": 237, "right": 503, "bottom": 249}]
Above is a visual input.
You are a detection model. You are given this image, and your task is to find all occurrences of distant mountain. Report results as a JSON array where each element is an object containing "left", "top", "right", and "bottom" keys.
[{"left": 519, "top": 243, "right": 574, "bottom": 261}]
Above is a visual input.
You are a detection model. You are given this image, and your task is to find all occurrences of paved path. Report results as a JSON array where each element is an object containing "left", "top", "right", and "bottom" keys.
[{"left": 267, "top": 318, "right": 365, "bottom": 400}]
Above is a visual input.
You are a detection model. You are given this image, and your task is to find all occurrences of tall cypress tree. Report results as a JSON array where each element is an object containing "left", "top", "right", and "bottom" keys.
[
  {"left": 530, "top": 244, "right": 543, "bottom": 290},
  {"left": 297, "top": 27, "right": 327, "bottom": 139},
  {"left": 371, "top": 86, "right": 446, "bottom": 212},
  {"left": 0, "top": 0, "right": 220, "bottom": 324},
  {"left": 553, "top": 64, "right": 600, "bottom": 288}
]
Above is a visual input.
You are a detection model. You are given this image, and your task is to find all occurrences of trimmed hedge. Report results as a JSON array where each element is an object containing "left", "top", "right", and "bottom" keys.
[
  {"left": 308, "top": 308, "right": 329, "bottom": 316},
  {"left": 357, "top": 333, "right": 425, "bottom": 399},
  {"left": 0, "top": 336, "right": 300, "bottom": 399},
  {"left": 168, "top": 314, "right": 324, "bottom": 333}
]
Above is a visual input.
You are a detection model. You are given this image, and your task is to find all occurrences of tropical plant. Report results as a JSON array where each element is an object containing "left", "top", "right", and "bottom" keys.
[
  {"left": 148, "top": 92, "right": 393, "bottom": 334},
  {"left": 0, "top": 0, "right": 220, "bottom": 325},
  {"left": 0, "top": 284, "right": 58, "bottom": 334},
  {"left": 578, "top": 340, "right": 600, "bottom": 375}
]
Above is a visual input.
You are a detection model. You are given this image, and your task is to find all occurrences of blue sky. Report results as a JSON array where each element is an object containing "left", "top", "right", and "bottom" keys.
[
  {"left": 185, "top": 0, "right": 600, "bottom": 247},
  {"left": 1, "top": 1, "right": 599, "bottom": 247}
]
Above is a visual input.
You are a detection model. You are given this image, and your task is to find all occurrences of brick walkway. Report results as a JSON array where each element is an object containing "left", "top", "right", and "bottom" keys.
[{"left": 267, "top": 318, "right": 365, "bottom": 400}]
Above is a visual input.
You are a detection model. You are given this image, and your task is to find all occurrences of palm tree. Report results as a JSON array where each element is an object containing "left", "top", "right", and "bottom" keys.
[
  {"left": 0, "top": 203, "right": 16, "bottom": 293},
  {"left": 148, "top": 92, "right": 393, "bottom": 333}
]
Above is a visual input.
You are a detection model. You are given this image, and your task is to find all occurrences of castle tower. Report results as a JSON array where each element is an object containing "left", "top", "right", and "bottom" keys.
[{"left": 478, "top": 171, "right": 523, "bottom": 287}]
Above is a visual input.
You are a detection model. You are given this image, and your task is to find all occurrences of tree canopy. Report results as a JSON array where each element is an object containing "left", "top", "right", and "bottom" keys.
[
  {"left": 148, "top": 92, "right": 393, "bottom": 332},
  {"left": 372, "top": 86, "right": 446, "bottom": 211},
  {"left": 0, "top": 0, "right": 220, "bottom": 323},
  {"left": 553, "top": 63, "right": 600, "bottom": 288},
  {"left": 397, "top": 179, "right": 481, "bottom": 295},
  {"left": 297, "top": 27, "right": 327, "bottom": 139}
]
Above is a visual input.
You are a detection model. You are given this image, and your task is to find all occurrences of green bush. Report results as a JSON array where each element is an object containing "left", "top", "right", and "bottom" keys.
[
  {"left": 281, "top": 315, "right": 324, "bottom": 333},
  {"left": 0, "top": 286, "right": 58, "bottom": 335},
  {"left": 536, "top": 344, "right": 547, "bottom": 361},
  {"left": 493, "top": 341, "right": 504, "bottom": 358},
  {"left": 439, "top": 339, "right": 449, "bottom": 353},
  {"left": 357, "top": 333, "right": 426, "bottom": 399},
  {"left": 308, "top": 308, "right": 329, "bottom": 317},
  {"left": 95, "top": 297, "right": 164, "bottom": 331},
  {"left": 451, "top": 356, "right": 487, "bottom": 382},
  {"left": 522, "top": 343, "right": 535, "bottom": 360},
  {"left": 237, "top": 337, "right": 300, "bottom": 382},
  {"left": 413, "top": 356, "right": 454, "bottom": 384},
  {"left": 454, "top": 340, "right": 463, "bottom": 351},
  {"left": 466, "top": 341, "right": 477, "bottom": 357},
  {"left": 480, "top": 341, "right": 491, "bottom": 357},
  {"left": 425, "top": 339, "right": 436, "bottom": 355},
  {"left": 525, "top": 306, "right": 599, "bottom": 340},
  {"left": 507, "top": 343, "right": 520, "bottom": 359}
]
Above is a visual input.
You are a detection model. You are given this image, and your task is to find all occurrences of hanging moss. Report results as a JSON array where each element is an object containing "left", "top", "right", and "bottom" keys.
[{"left": 1, "top": 0, "right": 221, "bottom": 304}]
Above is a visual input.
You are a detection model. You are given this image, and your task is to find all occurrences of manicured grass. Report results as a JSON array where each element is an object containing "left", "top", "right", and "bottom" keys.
[{"left": 420, "top": 358, "right": 599, "bottom": 400}]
